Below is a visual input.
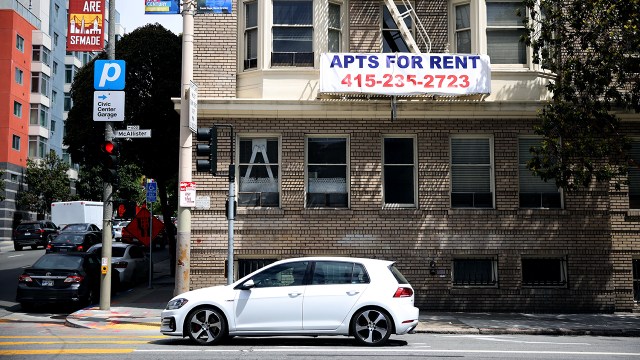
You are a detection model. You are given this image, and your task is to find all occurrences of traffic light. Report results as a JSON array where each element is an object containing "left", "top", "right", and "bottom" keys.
[
  {"left": 196, "top": 126, "right": 217, "bottom": 175},
  {"left": 101, "top": 140, "right": 119, "bottom": 185}
]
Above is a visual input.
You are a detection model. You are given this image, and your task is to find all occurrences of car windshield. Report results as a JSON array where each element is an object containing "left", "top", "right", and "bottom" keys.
[
  {"left": 63, "top": 224, "right": 88, "bottom": 231},
  {"left": 32, "top": 255, "right": 83, "bottom": 270},
  {"left": 389, "top": 264, "right": 410, "bottom": 284},
  {"left": 52, "top": 234, "right": 86, "bottom": 244},
  {"left": 16, "top": 224, "right": 38, "bottom": 231}
]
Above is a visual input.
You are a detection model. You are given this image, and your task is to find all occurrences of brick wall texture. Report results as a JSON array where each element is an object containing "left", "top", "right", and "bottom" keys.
[{"left": 190, "top": 0, "right": 639, "bottom": 312}]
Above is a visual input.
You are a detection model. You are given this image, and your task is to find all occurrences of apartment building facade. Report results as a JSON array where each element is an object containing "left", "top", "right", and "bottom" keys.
[{"left": 185, "top": 0, "right": 640, "bottom": 312}]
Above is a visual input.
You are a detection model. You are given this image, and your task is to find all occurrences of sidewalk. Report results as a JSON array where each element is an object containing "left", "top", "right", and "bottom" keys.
[{"left": 65, "top": 260, "right": 640, "bottom": 336}]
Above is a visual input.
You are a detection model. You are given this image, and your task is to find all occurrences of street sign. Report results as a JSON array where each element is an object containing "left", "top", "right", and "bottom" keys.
[
  {"left": 114, "top": 129, "right": 151, "bottom": 138},
  {"left": 146, "top": 181, "right": 157, "bottom": 203},
  {"left": 93, "top": 91, "right": 125, "bottom": 121},
  {"left": 123, "top": 207, "right": 164, "bottom": 247},
  {"left": 189, "top": 81, "right": 198, "bottom": 133},
  {"left": 94, "top": 60, "right": 126, "bottom": 90}
]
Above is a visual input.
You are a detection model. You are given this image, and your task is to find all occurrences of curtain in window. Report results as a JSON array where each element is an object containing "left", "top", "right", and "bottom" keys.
[
  {"left": 455, "top": 4, "right": 471, "bottom": 53},
  {"left": 486, "top": 2, "right": 526, "bottom": 64},
  {"left": 518, "top": 138, "right": 558, "bottom": 193}
]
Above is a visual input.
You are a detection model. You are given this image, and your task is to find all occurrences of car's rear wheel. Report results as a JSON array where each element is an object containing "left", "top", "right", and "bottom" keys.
[
  {"left": 14, "top": 244, "right": 22, "bottom": 251},
  {"left": 31, "top": 245, "right": 38, "bottom": 250},
  {"left": 186, "top": 306, "right": 227, "bottom": 345},
  {"left": 351, "top": 308, "right": 392, "bottom": 346}
]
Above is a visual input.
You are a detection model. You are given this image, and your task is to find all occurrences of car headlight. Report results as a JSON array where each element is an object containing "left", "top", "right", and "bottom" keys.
[{"left": 165, "top": 298, "right": 189, "bottom": 310}]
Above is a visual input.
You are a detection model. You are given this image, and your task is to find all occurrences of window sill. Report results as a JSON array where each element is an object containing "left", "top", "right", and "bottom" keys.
[
  {"left": 627, "top": 209, "right": 640, "bottom": 217},
  {"left": 302, "top": 208, "right": 354, "bottom": 216},
  {"left": 237, "top": 207, "right": 285, "bottom": 217},
  {"left": 517, "top": 208, "right": 566, "bottom": 215},
  {"left": 448, "top": 208, "right": 495, "bottom": 215}
]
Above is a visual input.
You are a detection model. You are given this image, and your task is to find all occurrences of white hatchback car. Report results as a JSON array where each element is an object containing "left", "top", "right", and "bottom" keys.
[{"left": 161, "top": 257, "right": 419, "bottom": 346}]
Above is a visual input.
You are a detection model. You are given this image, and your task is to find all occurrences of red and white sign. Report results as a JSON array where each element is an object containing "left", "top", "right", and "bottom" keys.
[
  {"left": 66, "top": 0, "right": 105, "bottom": 52},
  {"left": 180, "top": 181, "right": 197, "bottom": 208},
  {"left": 320, "top": 53, "right": 491, "bottom": 96}
]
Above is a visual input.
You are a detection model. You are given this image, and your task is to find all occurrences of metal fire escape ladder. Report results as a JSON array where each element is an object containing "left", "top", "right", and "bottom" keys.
[{"left": 383, "top": 0, "right": 432, "bottom": 53}]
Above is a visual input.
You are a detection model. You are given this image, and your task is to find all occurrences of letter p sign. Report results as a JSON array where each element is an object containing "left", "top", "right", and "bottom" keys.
[{"left": 94, "top": 60, "right": 126, "bottom": 90}]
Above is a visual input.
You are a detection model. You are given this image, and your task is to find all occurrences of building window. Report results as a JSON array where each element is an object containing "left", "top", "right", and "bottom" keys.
[
  {"left": 51, "top": 120, "right": 56, "bottom": 133},
  {"left": 629, "top": 140, "right": 640, "bottom": 209},
  {"left": 450, "top": 136, "right": 493, "bottom": 208},
  {"left": 30, "top": 104, "right": 49, "bottom": 127},
  {"left": 15, "top": 68, "right": 24, "bottom": 85},
  {"left": 486, "top": 1, "right": 526, "bottom": 64},
  {"left": 16, "top": 34, "right": 24, "bottom": 52},
  {"left": 31, "top": 72, "right": 50, "bottom": 96},
  {"left": 519, "top": 137, "right": 561, "bottom": 208},
  {"left": 272, "top": 0, "right": 314, "bottom": 67},
  {"left": 54, "top": 33, "right": 59, "bottom": 46},
  {"left": 522, "top": 256, "right": 568, "bottom": 287},
  {"left": 383, "top": 136, "right": 416, "bottom": 206},
  {"left": 453, "top": 258, "right": 498, "bottom": 286},
  {"left": 55, "top": 3, "right": 60, "bottom": 17},
  {"left": 51, "top": 90, "right": 57, "bottom": 105},
  {"left": 32, "top": 45, "right": 51, "bottom": 66},
  {"left": 238, "top": 137, "right": 280, "bottom": 207},
  {"left": 64, "top": 93, "right": 72, "bottom": 111},
  {"left": 65, "top": 65, "right": 74, "bottom": 84},
  {"left": 12, "top": 135, "right": 20, "bottom": 151},
  {"left": 52, "top": 61, "right": 58, "bottom": 75},
  {"left": 237, "top": 258, "right": 277, "bottom": 279},
  {"left": 382, "top": 3, "right": 413, "bottom": 52},
  {"left": 455, "top": 3, "right": 471, "bottom": 53},
  {"left": 306, "top": 137, "right": 348, "bottom": 208},
  {"left": 29, "top": 136, "right": 48, "bottom": 158},
  {"left": 244, "top": 1, "right": 258, "bottom": 70},
  {"left": 13, "top": 101, "right": 22, "bottom": 118},
  {"left": 328, "top": 2, "right": 341, "bottom": 52}
]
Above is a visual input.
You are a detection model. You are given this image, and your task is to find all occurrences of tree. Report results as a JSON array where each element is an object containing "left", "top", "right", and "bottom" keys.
[
  {"left": 16, "top": 152, "right": 72, "bottom": 215},
  {"left": 65, "top": 24, "right": 181, "bottom": 268},
  {"left": 75, "top": 163, "right": 145, "bottom": 203},
  {"left": 522, "top": 0, "right": 640, "bottom": 190}
]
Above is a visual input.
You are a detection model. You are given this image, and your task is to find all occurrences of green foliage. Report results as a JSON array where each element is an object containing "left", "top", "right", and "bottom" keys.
[
  {"left": 522, "top": 0, "right": 640, "bottom": 190},
  {"left": 64, "top": 23, "right": 180, "bottom": 203},
  {"left": 75, "top": 163, "right": 145, "bottom": 203},
  {"left": 16, "top": 152, "right": 72, "bottom": 215}
]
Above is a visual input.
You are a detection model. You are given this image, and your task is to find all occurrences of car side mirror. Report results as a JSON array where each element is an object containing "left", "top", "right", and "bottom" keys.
[{"left": 236, "top": 279, "right": 255, "bottom": 290}]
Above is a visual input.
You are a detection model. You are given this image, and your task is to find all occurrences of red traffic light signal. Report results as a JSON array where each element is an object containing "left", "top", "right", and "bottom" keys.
[{"left": 101, "top": 141, "right": 118, "bottom": 154}]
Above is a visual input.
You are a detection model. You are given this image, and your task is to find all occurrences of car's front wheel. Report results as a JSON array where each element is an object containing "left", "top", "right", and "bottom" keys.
[
  {"left": 186, "top": 306, "right": 227, "bottom": 345},
  {"left": 351, "top": 308, "right": 392, "bottom": 346}
]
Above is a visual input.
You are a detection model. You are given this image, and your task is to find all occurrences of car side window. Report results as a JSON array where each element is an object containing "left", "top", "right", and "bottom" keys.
[
  {"left": 312, "top": 261, "right": 370, "bottom": 285},
  {"left": 251, "top": 261, "right": 308, "bottom": 288}
]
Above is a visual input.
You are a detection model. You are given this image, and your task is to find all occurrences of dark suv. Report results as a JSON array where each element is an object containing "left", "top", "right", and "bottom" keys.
[{"left": 13, "top": 221, "right": 59, "bottom": 251}]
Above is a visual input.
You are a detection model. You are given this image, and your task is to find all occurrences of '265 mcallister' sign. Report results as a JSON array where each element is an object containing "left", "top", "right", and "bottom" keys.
[
  {"left": 67, "top": 0, "right": 105, "bottom": 52},
  {"left": 320, "top": 53, "right": 491, "bottom": 96}
]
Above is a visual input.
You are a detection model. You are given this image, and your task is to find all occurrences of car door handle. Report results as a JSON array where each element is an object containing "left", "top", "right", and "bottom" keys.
[
  {"left": 288, "top": 292, "right": 303, "bottom": 297},
  {"left": 347, "top": 291, "right": 360, "bottom": 296}
]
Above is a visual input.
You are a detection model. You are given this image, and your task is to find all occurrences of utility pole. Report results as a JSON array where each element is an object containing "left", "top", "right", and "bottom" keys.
[
  {"left": 99, "top": 0, "right": 116, "bottom": 310},
  {"left": 176, "top": 0, "right": 195, "bottom": 295}
]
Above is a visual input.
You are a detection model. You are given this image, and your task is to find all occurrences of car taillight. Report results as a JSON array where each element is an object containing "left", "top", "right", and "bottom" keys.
[
  {"left": 113, "top": 261, "right": 128, "bottom": 269},
  {"left": 393, "top": 287, "right": 414, "bottom": 298},
  {"left": 35, "top": 229, "right": 45, "bottom": 234},
  {"left": 46, "top": 244, "right": 52, "bottom": 250},
  {"left": 18, "top": 274, "right": 33, "bottom": 283},
  {"left": 64, "top": 275, "right": 84, "bottom": 283},
  {"left": 77, "top": 245, "right": 84, "bottom": 251}
]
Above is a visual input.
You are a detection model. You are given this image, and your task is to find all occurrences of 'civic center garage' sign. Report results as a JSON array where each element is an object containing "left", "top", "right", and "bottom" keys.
[{"left": 320, "top": 53, "right": 491, "bottom": 96}]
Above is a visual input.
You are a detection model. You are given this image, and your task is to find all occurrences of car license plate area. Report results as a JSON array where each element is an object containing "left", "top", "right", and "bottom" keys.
[
  {"left": 24, "top": 232, "right": 31, "bottom": 236},
  {"left": 42, "top": 280, "right": 54, "bottom": 286}
]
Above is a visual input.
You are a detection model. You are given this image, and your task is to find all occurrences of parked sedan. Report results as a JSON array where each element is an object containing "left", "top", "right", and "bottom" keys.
[
  {"left": 46, "top": 232, "right": 100, "bottom": 253},
  {"left": 16, "top": 252, "right": 119, "bottom": 310},
  {"left": 161, "top": 257, "right": 419, "bottom": 346},
  {"left": 12, "top": 220, "right": 59, "bottom": 251},
  {"left": 87, "top": 243, "right": 149, "bottom": 287}
]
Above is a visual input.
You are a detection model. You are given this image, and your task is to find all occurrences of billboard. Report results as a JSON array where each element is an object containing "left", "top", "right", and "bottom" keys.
[
  {"left": 67, "top": 0, "right": 106, "bottom": 52},
  {"left": 197, "top": 0, "right": 232, "bottom": 14},
  {"left": 145, "top": 0, "right": 180, "bottom": 14},
  {"left": 320, "top": 53, "right": 492, "bottom": 96}
]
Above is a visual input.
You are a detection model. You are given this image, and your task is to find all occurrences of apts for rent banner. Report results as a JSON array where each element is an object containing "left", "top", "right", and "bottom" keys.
[{"left": 320, "top": 53, "right": 491, "bottom": 96}]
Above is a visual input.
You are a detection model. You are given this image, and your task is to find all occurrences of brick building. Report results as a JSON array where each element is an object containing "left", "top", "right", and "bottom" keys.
[{"left": 186, "top": 0, "right": 639, "bottom": 312}]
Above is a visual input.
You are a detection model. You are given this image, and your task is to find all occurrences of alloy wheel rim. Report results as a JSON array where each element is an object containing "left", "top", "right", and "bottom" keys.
[
  {"left": 190, "top": 309, "right": 222, "bottom": 343},
  {"left": 354, "top": 310, "right": 389, "bottom": 344}
]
